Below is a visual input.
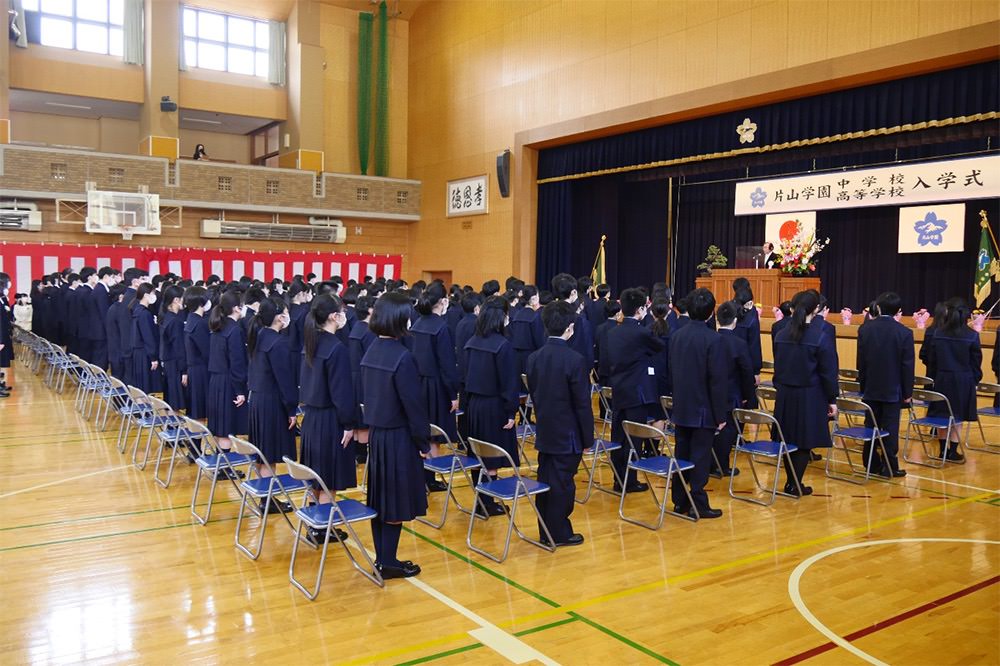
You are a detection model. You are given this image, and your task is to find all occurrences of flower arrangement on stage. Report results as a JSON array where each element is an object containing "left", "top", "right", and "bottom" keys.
[{"left": 777, "top": 233, "right": 830, "bottom": 276}]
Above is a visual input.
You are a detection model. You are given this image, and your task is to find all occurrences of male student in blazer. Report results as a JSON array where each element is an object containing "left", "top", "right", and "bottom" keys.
[
  {"left": 602, "top": 288, "right": 665, "bottom": 492},
  {"left": 526, "top": 300, "right": 592, "bottom": 547},
  {"left": 669, "top": 288, "right": 729, "bottom": 518},
  {"left": 856, "top": 291, "right": 914, "bottom": 477}
]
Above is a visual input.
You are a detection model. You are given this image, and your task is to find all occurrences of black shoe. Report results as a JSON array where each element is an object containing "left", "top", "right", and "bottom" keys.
[
  {"left": 614, "top": 482, "right": 649, "bottom": 494},
  {"left": 426, "top": 479, "right": 449, "bottom": 493},
  {"left": 474, "top": 500, "right": 506, "bottom": 518},
  {"left": 307, "top": 526, "right": 348, "bottom": 545},
  {"left": 379, "top": 560, "right": 421, "bottom": 579},
  {"left": 784, "top": 484, "right": 813, "bottom": 496},
  {"left": 809, "top": 451, "right": 822, "bottom": 461},
  {"left": 260, "top": 499, "right": 294, "bottom": 515},
  {"left": 217, "top": 467, "right": 244, "bottom": 480},
  {"left": 891, "top": 468, "right": 907, "bottom": 478},
  {"left": 709, "top": 468, "right": 723, "bottom": 479},
  {"left": 692, "top": 507, "right": 723, "bottom": 519},
  {"left": 945, "top": 447, "right": 965, "bottom": 462},
  {"left": 673, "top": 504, "right": 691, "bottom": 515},
  {"left": 720, "top": 467, "right": 740, "bottom": 477},
  {"left": 543, "top": 533, "right": 585, "bottom": 547}
]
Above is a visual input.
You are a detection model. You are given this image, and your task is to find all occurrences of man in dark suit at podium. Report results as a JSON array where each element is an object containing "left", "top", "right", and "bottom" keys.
[{"left": 761, "top": 242, "right": 780, "bottom": 269}]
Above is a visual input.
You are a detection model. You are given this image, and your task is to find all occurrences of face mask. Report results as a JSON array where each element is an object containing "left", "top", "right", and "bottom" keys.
[
  {"left": 148, "top": 295, "right": 157, "bottom": 305},
  {"left": 204, "top": 300, "right": 212, "bottom": 312},
  {"left": 239, "top": 305, "right": 248, "bottom": 317}
]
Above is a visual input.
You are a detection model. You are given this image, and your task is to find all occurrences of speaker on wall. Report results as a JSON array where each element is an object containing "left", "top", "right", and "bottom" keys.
[{"left": 497, "top": 149, "right": 511, "bottom": 198}]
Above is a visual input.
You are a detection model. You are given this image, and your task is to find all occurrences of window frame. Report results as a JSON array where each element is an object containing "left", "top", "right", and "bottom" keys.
[
  {"left": 25, "top": 0, "right": 125, "bottom": 57},
  {"left": 182, "top": 5, "right": 270, "bottom": 79}
]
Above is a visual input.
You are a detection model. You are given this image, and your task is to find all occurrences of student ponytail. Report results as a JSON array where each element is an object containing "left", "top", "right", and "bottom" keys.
[
  {"left": 129, "top": 283, "right": 155, "bottom": 310},
  {"left": 159, "top": 285, "right": 184, "bottom": 317},
  {"left": 209, "top": 291, "right": 241, "bottom": 332},
  {"left": 415, "top": 281, "right": 446, "bottom": 316},
  {"left": 247, "top": 296, "right": 286, "bottom": 358},
  {"left": 788, "top": 290, "right": 819, "bottom": 343},
  {"left": 650, "top": 298, "right": 671, "bottom": 337},
  {"left": 304, "top": 293, "right": 343, "bottom": 367},
  {"left": 939, "top": 297, "right": 971, "bottom": 338}
]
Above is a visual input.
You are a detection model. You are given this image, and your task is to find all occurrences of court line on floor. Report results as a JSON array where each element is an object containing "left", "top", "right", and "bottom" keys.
[
  {"left": 774, "top": 573, "right": 1000, "bottom": 666},
  {"left": 784, "top": 538, "right": 1000, "bottom": 666},
  {"left": 0, "top": 498, "right": 239, "bottom": 532},
  {"left": 0, "top": 464, "right": 133, "bottom": 500},
  {"left": 0, "top": 515, "right": 239, "bottom": 552},
  {"left": 394, "top": 617, "right": 580, "bottom": 666},
  {"left": 904, "top": 473, "right": 1000, "bottom": 494}
]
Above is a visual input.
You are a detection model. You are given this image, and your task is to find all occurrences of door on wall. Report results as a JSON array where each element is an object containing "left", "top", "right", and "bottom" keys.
[{"left": 424, "top": 271, "right": 452, "bottom": 285}]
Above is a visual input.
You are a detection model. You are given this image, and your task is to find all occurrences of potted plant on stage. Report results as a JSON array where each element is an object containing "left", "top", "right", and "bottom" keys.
[
  {"left": 777, "top": 233, "right": 829, "bottom": 275},
  {"left": 697, "top": 245, "right": 728, "bottom": 276}
]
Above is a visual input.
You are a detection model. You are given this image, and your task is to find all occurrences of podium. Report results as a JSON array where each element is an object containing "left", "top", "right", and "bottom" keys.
[{"left": 693, "top": 269, "right": 820, "bottom": 308}]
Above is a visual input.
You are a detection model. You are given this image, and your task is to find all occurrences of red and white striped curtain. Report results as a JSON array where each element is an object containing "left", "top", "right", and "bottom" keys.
[{"left": 0, "top": 242, "right": 403, "bottom": 296}]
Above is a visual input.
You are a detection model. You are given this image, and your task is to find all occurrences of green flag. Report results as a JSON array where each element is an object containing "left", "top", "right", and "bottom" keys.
[
  {"left": 974, "top": 225, "right": 995, "bottom": 307},
  {"left": 590, "top": 235, "right": 606, "bottom": 287}
]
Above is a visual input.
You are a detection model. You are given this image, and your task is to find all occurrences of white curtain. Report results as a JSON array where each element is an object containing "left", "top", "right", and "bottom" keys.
[
  {"left": 11, "top": 0, "right": 27, "bottom": 48},
  {"left": 268, "top": 20, "right": 286, "bottom": 86},
  {"left": 122, "top": 0, "right": 144, "bottom": 65},
  {"left": 177, "top": 4, "right": 188, "bottom": 71}
]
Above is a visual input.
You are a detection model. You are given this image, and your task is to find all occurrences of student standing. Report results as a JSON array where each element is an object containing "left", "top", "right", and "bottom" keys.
[
  {"left": 105, "top": 285, "right": 126, "bottom": 378},
  {"left": 463, "top": 297, "right": 520, "bottom": 517},
  {"left": 856, "top": 291, "right": 914, "bottom": 477},
  {"left": 183, "top": 286, "right": 212, "bottom": 420},
  {"left": 286, "top": 280, "right": 313, "bottom": 387},
  {"left": 362, "top": 292, "right": 430, "bottom": 579},
  {"left": 129, "top": 284, "right": 161, "bottom": 394},
  {"left": 526, "top": 300, "right": 591, "bottom": 546},
  {"left": 0, "top": 274, "right": 12, "bottom": 395},
  {"left": 207, "top": 291, "right": 248, "bottom": 450},
  {"left": 715, "top": 301, "right": 755, "bottom": 476},
  {"left": 348, "top": 295, "right": 377, "bottom": 463},
  {"left": 773, "top": 290, "right": 840, "bottom": 495},
  {"left": 159, "top": 285, "right": 187, "bottom": 411},
  {"left": 508, "top": 285, "right": 544, "bottom": 377},
  {"left": 248, "top": 296, "right": 299, "bottom": 502},
  {"left": 669, "top": 288, "right": 729, "bottom": 518},
  {"left": 733, "top": 286, "right": 763, "bottom": 389}
]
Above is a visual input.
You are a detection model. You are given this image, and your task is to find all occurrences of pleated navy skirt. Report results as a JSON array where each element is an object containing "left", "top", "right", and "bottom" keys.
[
  {"left": 421, "top": 376, "right": 457, "bottom": 439},
  {"left": 300, "top": 406, "right": 356, "bottom": 490},
  {"left": 207, "top": 372, "right": 247, "bottom": 438},
  {"left": 774, "top": 384, "right": 831, "bottom": 450},
  {"left": 927, "top": 370, "right": 978, "bottom": 422},
  {"left": 366, "top": 425, "right": 427, "bottom": 522},
  {"left": 128, "top": 351, "right": 162, "bottom": 394},
  {"left": 249, "top": 391, "right": 297, "bottom": 465},
  {"left": 186, "top": 365, "right": 209, "bottom": 420},
  {"left": 161, "top": 360, "right": 186, "bottom": 412},
  {"left": 466, "top": 393, "right": 518, "bottom": 469}
]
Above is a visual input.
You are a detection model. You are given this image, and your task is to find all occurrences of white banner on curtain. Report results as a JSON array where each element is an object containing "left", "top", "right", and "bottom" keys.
[
  {"left": 764, "top": 212, "right": 817, "bottom": 250},
  {"left": 735, "top": 155, "right": 999, "bottom": 216},
  {"left": 897, "top": 203, "right": 966, "bottom": 253}
]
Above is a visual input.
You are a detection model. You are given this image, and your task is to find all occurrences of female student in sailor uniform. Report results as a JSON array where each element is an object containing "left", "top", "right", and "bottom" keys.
[
  {"left": 508, "top": 284, "right": 544, "bottom": 377},
  {"left": 463, "top": 296, "right": 520, "bottom": 517},
  {"left": 182, "top": 286, "right": 211, "bottom": 420},
  {"left": 362, "top": 292, "right": 431, "bottom": 579},
  {"left": 286, "top": 280, "right": 313, "bottom": 387},
  {"left": 246, "top": 296, "right": 299, "bottom": 513},
  {"left": 207, "top": 290, "right": 248, "bottom": 450},
  {"left": 129, "top": 283, "right": 162, "bottom": 394},
  {"left": 299, "top": 293, "right": 357, "bottom": 504},
  {"left": 348, "top": 295, "right": 377, "bottom": 463},
  {"left": 158, "top": 285, "right": 187, "bottom": 411},
  {"left": 772, "top": 290, "right": 840, "bottom": 495}
]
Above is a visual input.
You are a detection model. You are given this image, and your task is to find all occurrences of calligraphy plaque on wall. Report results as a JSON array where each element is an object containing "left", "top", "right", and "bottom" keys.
[{"left": 446, "top": 175, "right": 489, "bottom": 217}]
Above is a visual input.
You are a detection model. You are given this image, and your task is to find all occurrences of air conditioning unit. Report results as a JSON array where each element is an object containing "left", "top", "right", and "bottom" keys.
[
  {"left": 0, "top": 207, "right": 42, "bottom": 231},
  {"left": 309, "top": 216, "right": 343, "bottom": 227},
  {"left": 201, "top": 219, "right": 346, "bottom": 244}
]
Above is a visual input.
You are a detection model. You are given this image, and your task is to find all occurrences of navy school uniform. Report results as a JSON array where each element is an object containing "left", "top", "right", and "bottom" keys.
[
  {"left": 207, "top": 318, "right": 249, "bottom": 438},
  {"left": 105, "top": 301, "right": 124, "bottom": 378},
  {"left": 444, "top": 304, "right": 463, "bottom": 340},
  {"left": 118, "top": 288, "right": 136, "bottom": 382},
  {"left": 857, "top": 315, "right": 915, "bottom": 470},
  {"left": 410, "top": 313, "right": 460, "bottom": 440},
  {"left": 249, "top": 328, "right": 300, "bottom": 466},
  {"left": 287, "top": 302, "right": 309, "bottom": 387},
  {"left": 923, "top": 327, "right": 982, "bottom": 422},
  {"left": 0, "top": 295, "right": 11, "bottom": 368},
  {"left": 594, "top": 318, "right": 617, "bottom": 385},
  {"left": 652, "top": 329, "right": 672, "bottom": 399},
  {"left": 668, "top": 320, "right": 730, "bottom": 511},
  {"left": 770, "top": 316, "right": 791, "bottom": 357},
  {"left": 672, "top": 314, "right": 690, "bottom": 332},
  {"left": 734, "top": 306, "right": 763, "bottom": 375},
  {"left": 348, "top": 320, "right": 377, "bottom": 426},
  {"left": 158, "top": 310, "right": 187, "bottom": 411},
  {"left": 508, "top": 306, "right": 545, "bottom": 377},
  {"left": 773, "top": 321, "right": 839, "bottom": 450},
  {"left": 526, "top": 337, "right": 592, "bottom": 542},
  {"left": 454, "top": 313, "right": 477, "bottom": 361},
  {"left": 585, "top": 298, "right": 606, "bottom": 329},
  {"left": 463, "top": 332, "right": 520, "bottom": 468},
  {"left": 361, "top": 338, "right": 431, "bottom": 522},
  {"left": 568, "top": 311, "right": 595, "bottom": 369},
  {"left": 129, "top": 305, "right": 162, "bottom": 394},
  {"left": 603, "top": 317, "right": 665, "bottom": 486},
  {"left": 81, "top": 283, "right": 109, "bottom": 369},
  {"left": 183, "top": 312, "right": 211, "bottom": 420},
  {"left": 69, "top": 285, "right": 90, "bottom": 358},
  {"left": 715, "top": 328, "right": 756, "bottom": 470}
]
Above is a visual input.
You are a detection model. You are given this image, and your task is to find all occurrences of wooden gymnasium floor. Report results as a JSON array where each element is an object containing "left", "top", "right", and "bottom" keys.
[{"left": 2, "top": 358, "right": 999, "bottom": 665}]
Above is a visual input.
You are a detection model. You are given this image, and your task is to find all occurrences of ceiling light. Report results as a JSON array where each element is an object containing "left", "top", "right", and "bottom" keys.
[
  {"left": 185, "top": 118, "right": 223, "bottom": 125},
  {"left": 45, "top": 102, "right": 92, "bottom": 110}
]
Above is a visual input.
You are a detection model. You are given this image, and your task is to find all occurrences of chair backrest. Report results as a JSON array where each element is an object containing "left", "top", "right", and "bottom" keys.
[
  {"left": 622, "top": 419, "right": 664, "bottom": 442},
  {"left": 977, "top": 382, "right": 1000, "bottom": 396},
  {"left": 107, "top": 375, "right": 126, "bottom": 392},
  {"left": 127, "top": 385, "right": 151, "bottom": 409},
  {"left": 147, "top": 394, "right": 174, "bottom": 416},
  {"left": 912, "top": 388, "right": 951, "bottom": 409},
  {"left": 230, "top": 434, "right": 269, "bottom": 466},
  {"left": 732, "top": 407, "right": 780, "bottom": 431},
  {"left": 282, "top": 456, "right": 333, "bottom": 500},
  {"left": 659, "top": 395, "right": 673, "bottom": 412},
  {"left": 913, "top": 375, "right": 933, "bottom": 388},
  {"left": 839, "top": 379, "right": 861, "bottom": 394},
  {"left": 762, "top": 360, "right": 775, "bottom": 370},
  {"left": 756, "top": 385, "right": 777, "bottom": 402},
  {"left": 600, "top": 386, "right": 613, "bottom": 402},
  {"left": 521, "top": 373, "right": 530, "bottom": 392},
  {"left": 467, "top": 437, "right": 519, "bottom": 473},
  {"left": 839, "top": 368, "right": 859, "bottom": 380},
  {"left": 182, "top": 416, "right": 214, "bottom": 455},
  {"left": 836, "top": 397, "right": 876, "bottom": 423},
  {"left": 429, "top": 423, "right": 462, "bottom": 454}
]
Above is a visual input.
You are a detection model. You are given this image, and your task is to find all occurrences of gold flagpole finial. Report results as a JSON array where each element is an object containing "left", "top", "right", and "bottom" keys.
[
  {"left": 980, "top": 209, "right": 989, "bottom": 228},
  {"left": 600, "top": 234, "right": 607, "bottom": 243}
]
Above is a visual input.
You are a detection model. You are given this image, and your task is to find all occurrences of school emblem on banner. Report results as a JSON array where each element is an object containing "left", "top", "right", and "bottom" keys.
[{"left": 897, "top": 203, "right": 966, "bottom": 253}]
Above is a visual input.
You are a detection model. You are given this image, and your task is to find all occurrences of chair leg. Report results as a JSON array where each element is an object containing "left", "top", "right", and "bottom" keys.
[
  {"left": 289, "top": 518, "right": 333, "bottom": 600},
  {"left": 968, "top": 418, "right": 1000, "bottom": 453},
  {"left": 191, "top": 465, "right": 221, "bottom": 525},
  {"left": 235, "top": 491, "right": 268, "bottom": 561},
  {"left": 337, "top": 519, "right": 385, "bottom": 588},
  {"left": 467, "top": 491, "right": 515, "bottom": 563}
]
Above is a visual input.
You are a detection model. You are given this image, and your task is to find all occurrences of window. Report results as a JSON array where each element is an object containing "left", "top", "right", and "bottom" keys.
[
  {"left": 23, "top": 0, "right": 124, "bottom": 56},
  {"left": 182, "top": 6, "right": 269, "bottom": 78},
  {"left": 265, "top": 180, "right": 279, "bottom": 195},
  {"left": 396, "top": 191, "right": 408, "bottom": 204},
  {"left": 356, "top": 187, "right": 369, "bottom": 202},
  {"left": 51, "top": 163, "right": 67, "bottom": 181},
  {"left": 109, "top": 167, "right": 125, "bottom": 185},
  {"left": 218, "top": 176, "right": 232, "bottom": 192}
]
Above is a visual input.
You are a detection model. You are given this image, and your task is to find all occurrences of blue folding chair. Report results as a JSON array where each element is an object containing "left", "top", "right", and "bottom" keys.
[
  {"left": 969, "top": 382, "right": 1000, "bottom": 454},
  {"left": 133, "top": 395, "right": 183, "bottom": 471},
  {"left": 190, "top": 421, "right": 255, "bottom": 525},
  {"left": 282, "top": 456, "right": 383, "bottom": 599},
  {"left": 116, "top": 385, "right": 152, "bottom": 454},
  {"left": 228, "top": 437, "right": 309, "bottom": 560},
  {"left": 729, "top": 409, "right": 802, "bottom": 506},
  {"left": 903, "top": 388, "right": 966, "bottom": 469},
  {"left": 597, "top": 386, "right": 614, "bottom": 439},
  {"left": 618, "top": 420, "right": 697, "bottom": 529},
  {"left": 515, "top": 391, "right": 536, "bottom": 471},
  {"left": 760, "top": 359, "right": 774, "bottom": 388},
  {"left": 827, "top": 397, "right": 890, "bottom": 484},
  {"left": 465, "top": 437, "right": 555, "bottom": 563},
  {"left": 153, "top": 415, "right": 208, "bottom": 488},
  {"left": 417, "top": 423, "right": 483, "bottom": 529}
]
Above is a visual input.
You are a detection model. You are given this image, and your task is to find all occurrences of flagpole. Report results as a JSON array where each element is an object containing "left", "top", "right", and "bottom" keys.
[
  {"left": 591, "top": 235, "right": 606, "bottom": 273},
  {"left": 981, "top": 210, "right": 1000, "bottom": 257}
]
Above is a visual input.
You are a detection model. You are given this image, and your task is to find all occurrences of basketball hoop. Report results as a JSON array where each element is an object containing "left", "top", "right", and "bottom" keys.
[{"left": 121, "top": 223, "right": 135, "bottom": 241}]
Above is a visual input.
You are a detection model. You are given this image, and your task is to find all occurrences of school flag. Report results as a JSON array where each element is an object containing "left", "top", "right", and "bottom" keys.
[
  {"left": 590, "top": 235, "right": 606, "bottom": 286},
  {"left": 974, "top": 211, "right": 999, "bottom": 307}
]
